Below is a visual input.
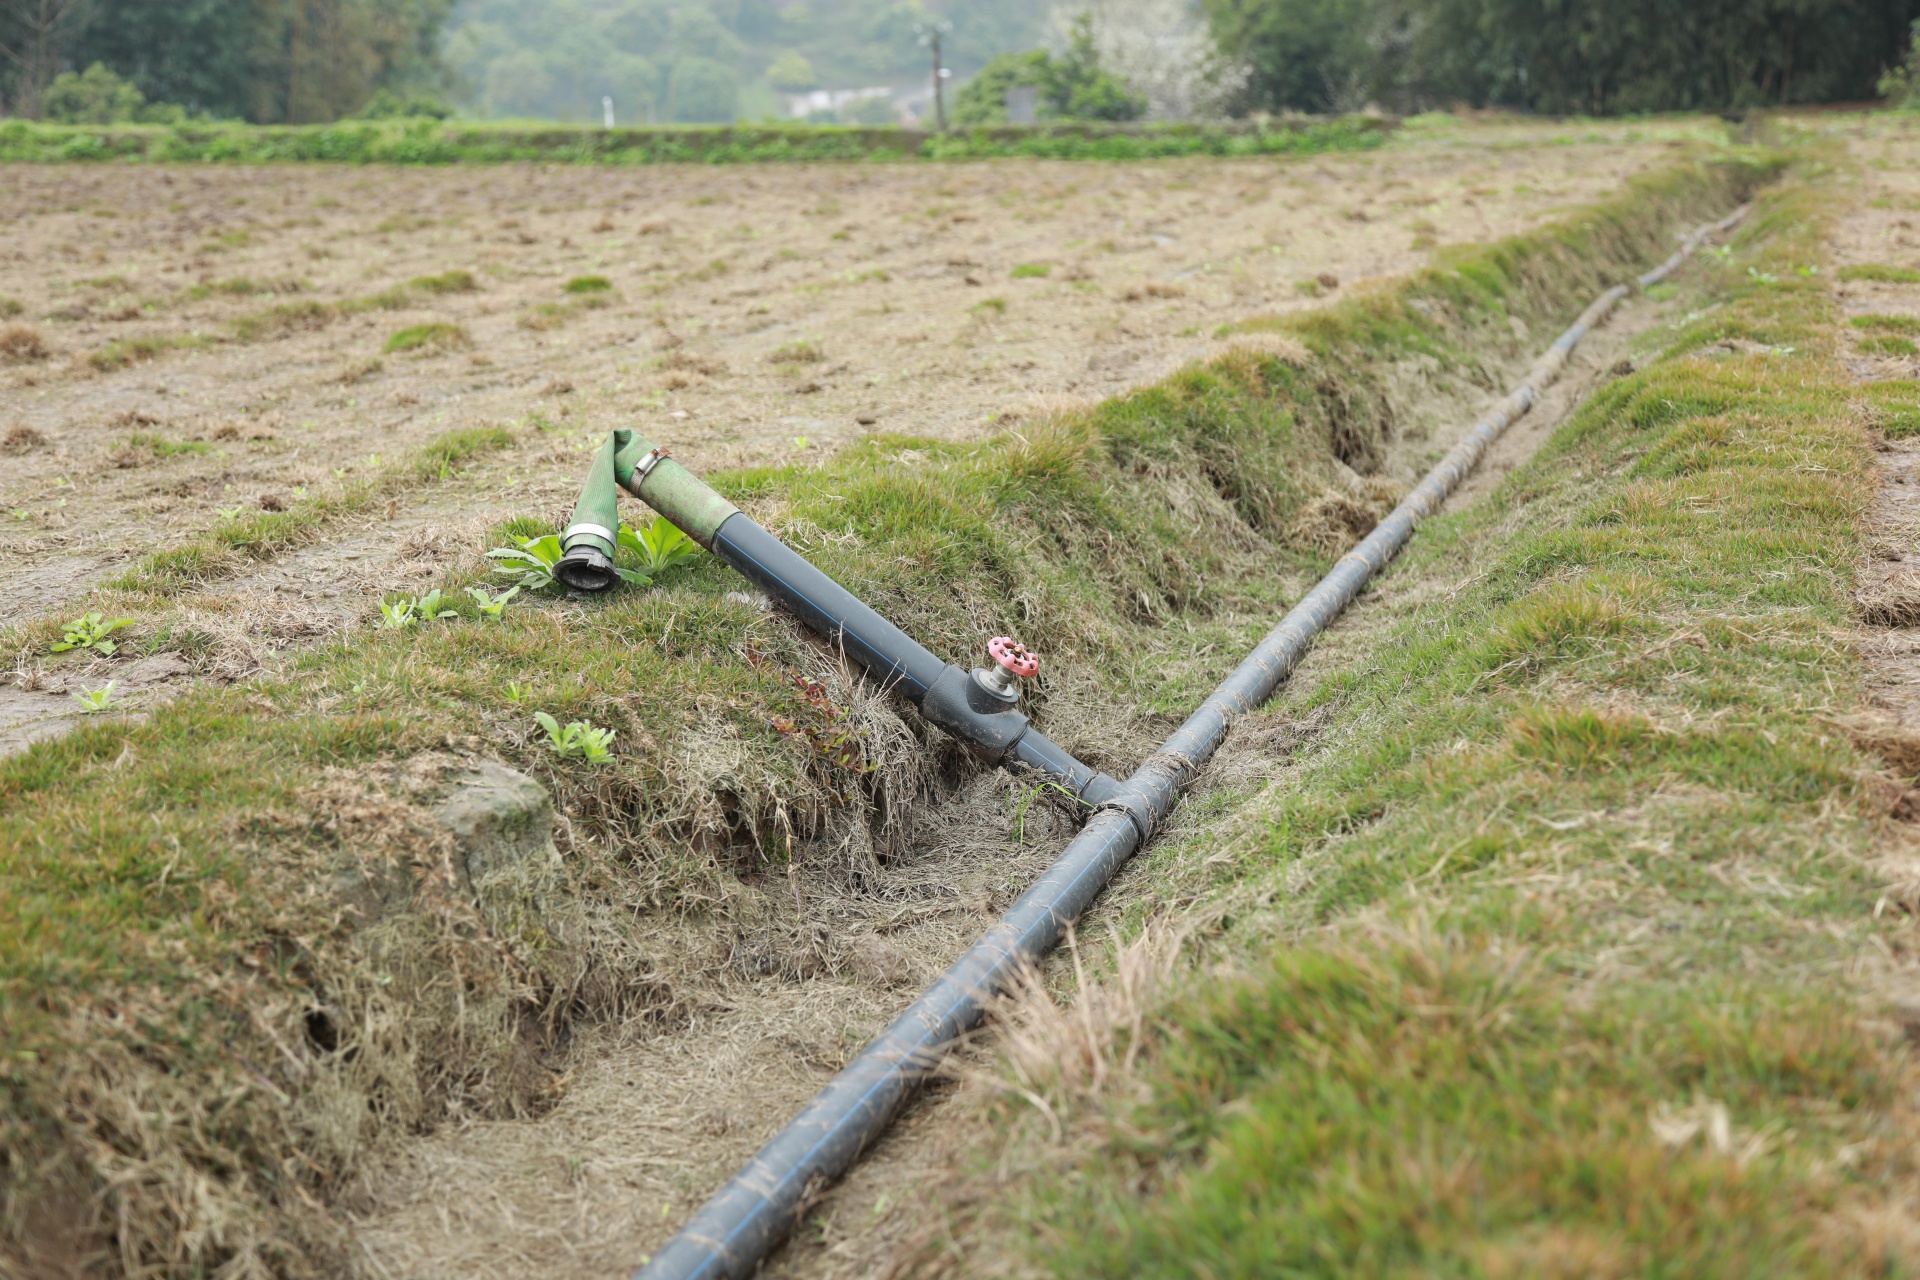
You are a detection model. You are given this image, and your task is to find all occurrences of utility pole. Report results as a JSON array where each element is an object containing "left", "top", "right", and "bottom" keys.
[{"left": 916, "top": 19, "right": 952, "bottom": 131}]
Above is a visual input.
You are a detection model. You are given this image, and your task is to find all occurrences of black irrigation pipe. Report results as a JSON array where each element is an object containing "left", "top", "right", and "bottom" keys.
[{"left": 629, "top": 205, "right": 1751, "bottom": 1280}]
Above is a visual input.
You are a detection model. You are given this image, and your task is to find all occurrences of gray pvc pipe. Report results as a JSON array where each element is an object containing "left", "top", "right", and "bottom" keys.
[{"left": 630, "top": 204, "right": 1749, "bottom": 1280}]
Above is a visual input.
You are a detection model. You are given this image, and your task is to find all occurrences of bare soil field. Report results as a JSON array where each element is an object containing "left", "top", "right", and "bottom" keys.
[{"left": 2, "top": 120, "right": 1705, "bottom": 632}]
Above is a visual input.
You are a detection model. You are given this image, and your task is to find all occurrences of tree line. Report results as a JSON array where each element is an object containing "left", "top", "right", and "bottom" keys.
[
  {"left": 1, "top": 0, "right": 450, "bottom": 122},
  {"left": 1205, "top": 0, "right": 1920, "bottom": 115},
  {"left": 4, "top": 0, "right": 1918, "bottom": 126}
]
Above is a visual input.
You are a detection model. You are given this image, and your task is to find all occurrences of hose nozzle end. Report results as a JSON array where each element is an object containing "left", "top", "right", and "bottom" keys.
[{"left": 554, "top": 543, "right": 618, "bottom": 593}]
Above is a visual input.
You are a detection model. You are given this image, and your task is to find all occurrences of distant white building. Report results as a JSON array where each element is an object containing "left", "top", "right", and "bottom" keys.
[{"left": 788, "top": 86, "right": 894, "bottom": 119}]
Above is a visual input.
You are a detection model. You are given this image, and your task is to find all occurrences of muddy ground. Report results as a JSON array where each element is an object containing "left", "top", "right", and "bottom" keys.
[{"left": 0, "top": 116, "right": 1743, "bottom": 1278}]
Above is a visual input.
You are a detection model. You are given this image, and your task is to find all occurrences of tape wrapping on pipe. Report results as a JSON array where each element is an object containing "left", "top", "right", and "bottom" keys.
[{"left": 632, "top": 206, "right": 1752, "bottom": 1280}]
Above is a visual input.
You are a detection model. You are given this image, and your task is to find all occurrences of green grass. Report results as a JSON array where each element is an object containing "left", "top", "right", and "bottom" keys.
[
  {"left": 1866, "top": 379, "right": 1920, "bottom": 437},
  {"left": 0, "top": 116, "right": 1394, "bottom": 166},
  {"left": 1848, "top": 312, "right": 1920, "bottom": 333},
  {"left": 120, "top": 432, "right": 210, "bottom": 460},
  {"left": 1858, "top": 334, "right": 1919, "bottom": 356},
  {"left": 87, "top": 332, "right": 201, "bottom": 371},
  {"left": 989, "top": 166, "right": 1911, "bottom": 1279},
  {"left": 383, "top": 320, "right": 470, "bottom": 353},
  {"left": 1012, "top": 263, "right": 1053, "bottom": 279},
  {"left": 1837, "top": 263, "right": 1920, "bottom": 283},
  {"left": 563, "top": 274, "right": 612, "bottom": 294},
  {"left": 0, "top": 155, "right": 1773, "bottom": 1270},
  {"left": 91, "top": 270, "right": 482, "bottom": 360},
  {"left": 111, "top": 424, "right": 512, "bottom": 595}
]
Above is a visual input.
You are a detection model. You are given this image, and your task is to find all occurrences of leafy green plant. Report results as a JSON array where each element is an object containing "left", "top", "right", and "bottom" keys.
[
  {"left": 487, "top": 533, "right": 564, "bottom": 590},
  {"left": 52, "top": 612, "right": 132, "bottom": 656},
  {"left": 465, "top": 584, "right": 519, "bottom": 617},
  {"left": 70, "top": 681, "right": 116, "bottom": 713},
  {"left": 619, "top": 516, "right": 701, "bottom": 578},
  {"left": 414, "top": 588, "right": 459, "bottom": 620},
  {"left": 380, "top": 590, "right": 458, "bottom": 629},
  {"left": 534, "top": 711, "right": 615, "bottom": 762}
]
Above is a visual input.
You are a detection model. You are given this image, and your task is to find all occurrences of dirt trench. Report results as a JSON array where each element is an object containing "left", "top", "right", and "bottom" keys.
[{"left": 340, "top": 221, "right": 1695, "bottom": 1280}]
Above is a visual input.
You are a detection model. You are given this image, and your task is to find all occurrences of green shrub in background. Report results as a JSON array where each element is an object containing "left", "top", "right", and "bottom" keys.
[
  {"left": 43, "top": 63, "right": 187, "bottom": 126},
  {"left": 1880, "top": 20, "right": 1920, "bottom": 109},
  {"left": 954, "top": 15, "right": 1146, "bottom": 126}
]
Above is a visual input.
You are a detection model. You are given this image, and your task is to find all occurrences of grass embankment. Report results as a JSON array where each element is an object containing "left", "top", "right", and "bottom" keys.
[
  {"left": 958, "top": 163, "right": 1920, "bottom": 1276},
  {"left": 0, "top": 116, "right": 1391, "bottom": 166},
  {"left": 0, "top": 157, "right": 1759, "bottom": 1275}
]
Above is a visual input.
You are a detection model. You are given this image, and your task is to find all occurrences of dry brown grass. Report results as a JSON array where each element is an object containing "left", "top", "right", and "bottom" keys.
[
  {"left": 2, "top": 423, "right": 46, "bottom": 453},
  {"left": 0, "top": 322, "right": 49, "bottom": 362},
  {"left": 1859, "top": 568, "right": 1920, "bottom": 626}
]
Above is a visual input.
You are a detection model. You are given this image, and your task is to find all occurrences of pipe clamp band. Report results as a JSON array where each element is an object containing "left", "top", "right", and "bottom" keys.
[
  {"left": 634, "top": 447, "right": 671, "bottom": 484},
  {"left": 565, "top": 522, "right": 615, "bottom": 545}
]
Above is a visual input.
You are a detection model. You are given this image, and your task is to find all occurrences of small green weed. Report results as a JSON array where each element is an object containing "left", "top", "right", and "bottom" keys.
[
  {"left": 971, "top": 297, "right": 1008, "bottom": 316},
  {"left": 534, "top": 711, "right": 615, "bottom": 763},
  {"left": 380, "top": 590, "right": 458, "bottom": 629},
  {"left": 1012, "top": 263, "right": 1052, "bottom": 279},
  {"left": 464, "top": 584, "right": 519, "bottom": 617},
  {"left": 52, "top": 613, "right": 132, "bottom": 656},
  {"left": 618, "top": 516, "right": 700, "bottom": 578},
  {"left": 413, "top": 588, "right": 459, "bottom": 621},
  {"left": 563, "top": 275, "right": 612, "bottom": 294},
  {"left": 69, "top": 681, "right": 116, "bottom": 713},
  {"left": 383, "top": 322, "right": 469, "bottom": 354},
  {"left": 486, "top": 532, "right": 564, "bottom": 591},
  {"left": 378, "top": 598, "right": 419, "bottom": 629}
]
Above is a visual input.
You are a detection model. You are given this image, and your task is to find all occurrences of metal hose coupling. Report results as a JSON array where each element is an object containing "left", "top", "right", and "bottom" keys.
[{"left": 554, "top": 430, "right": 626, "bottom": 592}]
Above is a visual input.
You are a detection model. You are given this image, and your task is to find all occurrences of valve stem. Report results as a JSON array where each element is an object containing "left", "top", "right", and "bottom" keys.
[{"left": 975, "top": 635, "right": 1039, "bottom": 703}]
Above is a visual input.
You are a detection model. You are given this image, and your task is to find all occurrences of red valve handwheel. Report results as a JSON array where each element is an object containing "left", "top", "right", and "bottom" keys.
[{"left": 987, "top": 636, "right": 1039, "bottom": 678}]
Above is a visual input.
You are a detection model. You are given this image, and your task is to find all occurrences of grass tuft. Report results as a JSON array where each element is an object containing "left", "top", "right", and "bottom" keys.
[
  {"left": 0, "top": 322, "right": 50, "bottom": 361},
  {"left": 769, "top": 339, "right": 824, "bottom": 363},
  {"left": 383, "top": 321, "right": 471, "bottom": 354},
  {"left": 1837, "top": 263, "right": 1920, "bottom": 283}
]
